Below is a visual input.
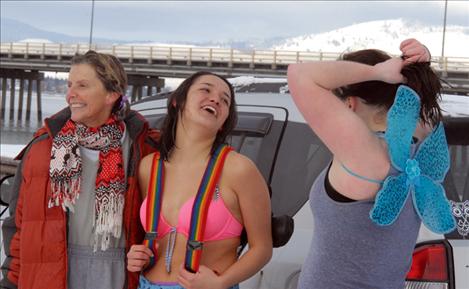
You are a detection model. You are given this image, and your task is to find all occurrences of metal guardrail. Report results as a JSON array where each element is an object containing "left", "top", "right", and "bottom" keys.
[
  {"left": 0, "top": 42, "right": 340, "bottom": 65},
  {"left": 0, "top": 156, "right": 18, "bottom": 176},
  {"left": 1, "top": 42, "right": 469, "bottom": 73}
]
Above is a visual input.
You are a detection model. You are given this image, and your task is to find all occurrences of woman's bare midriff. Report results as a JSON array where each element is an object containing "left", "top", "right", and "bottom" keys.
[{"left": 143, "top": 234, "right": 240, "bottom": 282}]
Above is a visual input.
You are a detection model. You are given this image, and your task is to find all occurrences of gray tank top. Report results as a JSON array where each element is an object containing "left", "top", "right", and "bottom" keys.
[
  {"left": 298, "top": 153, "right": 421, "bottom": 288},
  {"left": 67, "top": 127, "right": 130, "bottom": 289}
]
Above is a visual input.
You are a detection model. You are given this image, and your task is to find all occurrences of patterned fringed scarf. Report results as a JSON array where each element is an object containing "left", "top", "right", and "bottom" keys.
[{"left": 49, "top": 117, "right": 126, "bottom": 251}]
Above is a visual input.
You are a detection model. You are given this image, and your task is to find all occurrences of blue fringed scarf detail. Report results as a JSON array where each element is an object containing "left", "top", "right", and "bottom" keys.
[{"left": 369, "top": 85, "right": 456, "bottom": 234}]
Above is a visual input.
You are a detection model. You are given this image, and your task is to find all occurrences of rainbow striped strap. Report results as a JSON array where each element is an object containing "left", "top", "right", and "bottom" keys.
[
  {"left": 144, "top": 152, "right": 164, "bottom": 266},
  {"left": 184, "top": 144, "right": 232, "bottom": 273}
]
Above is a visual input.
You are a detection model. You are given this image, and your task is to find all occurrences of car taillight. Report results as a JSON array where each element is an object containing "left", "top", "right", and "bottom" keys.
[
  {"left": 406, "top": 243, "right": 448, "bottom": 281},
  {"left": 405, "top": 241, "right": 454, "bottom": 289}
]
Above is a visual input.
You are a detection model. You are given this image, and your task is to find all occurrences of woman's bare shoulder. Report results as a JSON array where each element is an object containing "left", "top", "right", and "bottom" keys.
[
  {"left": 139, "top": 152, "right": 159, "bottom": 180},
  {"left": 138, "top": 153, "right": 159, "bottom": 198},
  {"left": 140, "top": 153, "right": 156, "bottom": 168},
  {"left": 224, "top": 150, "right": 258, "bottom": 177},
  {"left": 141, "top": 152, "right": 156, "bottom": 163}
]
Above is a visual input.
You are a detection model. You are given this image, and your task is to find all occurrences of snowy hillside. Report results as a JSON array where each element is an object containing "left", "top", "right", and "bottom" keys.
[{"left": 272, "top": 19, "right": 469, "bottom": 57}]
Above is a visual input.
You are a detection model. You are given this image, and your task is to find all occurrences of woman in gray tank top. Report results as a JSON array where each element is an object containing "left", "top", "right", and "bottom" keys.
[{"left": 287, "top": 39, "right": 455, "bottom": 289}]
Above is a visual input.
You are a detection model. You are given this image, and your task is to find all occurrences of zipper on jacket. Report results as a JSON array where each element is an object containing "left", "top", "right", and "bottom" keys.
[
  {"left": 124, "top": 126, "right": 146, "bottom": 289},
  {"left": 64, "top": 209, "right": 69, "bottom": 288}
]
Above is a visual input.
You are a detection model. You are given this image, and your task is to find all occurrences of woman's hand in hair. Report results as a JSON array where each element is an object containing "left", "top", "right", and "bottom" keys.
[
  {"left": 374, "top": 58, "right": 405, "bottom": 84},
  {"left": 400, "top": 38, "right": 431, "bottom": 64}
]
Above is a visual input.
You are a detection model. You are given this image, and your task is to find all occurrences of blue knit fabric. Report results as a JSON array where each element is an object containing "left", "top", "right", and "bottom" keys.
[
  {"left": 370, "top": 85, "right": 456, "bottom": 234},
  {"left": 385, "top": 86, "right": 421, "bottom": 171}
]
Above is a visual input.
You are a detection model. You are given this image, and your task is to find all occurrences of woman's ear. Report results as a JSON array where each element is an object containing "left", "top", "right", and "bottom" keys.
[{"left": 106, "top": 92, "right": 121, "bottom": 105}]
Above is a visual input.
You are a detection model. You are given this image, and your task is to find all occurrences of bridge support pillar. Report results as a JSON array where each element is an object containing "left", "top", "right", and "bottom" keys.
[
  {"left": 0, "top": 69, "right": 44, "bottom": 124},
  {"left": 127, "top": 75, "right": 165, "bottom": 102}
]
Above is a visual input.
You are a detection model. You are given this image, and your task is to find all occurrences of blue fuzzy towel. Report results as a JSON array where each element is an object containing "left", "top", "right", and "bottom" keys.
[{"left": 370, "top": 85, "right": 456, "bottom": 234}]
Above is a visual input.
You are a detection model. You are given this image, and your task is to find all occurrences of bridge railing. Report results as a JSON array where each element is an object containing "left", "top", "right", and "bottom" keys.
[
  {"left": 1, "top": 42, "right": 469, "bottom": 73},
  {"left": 435, "top": 56, "right": 469, "bottom": 72}
]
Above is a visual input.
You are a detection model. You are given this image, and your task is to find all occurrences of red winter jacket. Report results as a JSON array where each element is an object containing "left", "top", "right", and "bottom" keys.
[{"left": 1, "top": 108, "right": 159, "bottom": 289}]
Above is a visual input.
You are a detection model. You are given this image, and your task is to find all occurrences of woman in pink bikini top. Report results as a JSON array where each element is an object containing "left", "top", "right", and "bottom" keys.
[
  {"left": 140, "top": 185, "right": 243, "bottom": 243},
  {"left": 127, "top": 71, "right": 273, "bottom": 289}
]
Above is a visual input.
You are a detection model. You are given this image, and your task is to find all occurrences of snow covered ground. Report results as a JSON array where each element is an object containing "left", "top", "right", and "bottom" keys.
[
  {"left": 273, "top": 19, "right": 469, "bottom": 57},
  {"left": 441, "top": 94, "right": 469, "bottom": 117},
  {"left": 0, "top": 144, "right": 25, "bottom": 159}
]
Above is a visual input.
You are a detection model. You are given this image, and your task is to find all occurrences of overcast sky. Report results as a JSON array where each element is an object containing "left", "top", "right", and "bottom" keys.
[{"left": 1, "top": 1, "right": 468, "bottom": 42}]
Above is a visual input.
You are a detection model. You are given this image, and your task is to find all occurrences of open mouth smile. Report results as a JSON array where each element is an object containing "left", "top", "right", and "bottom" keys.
[{"left": 201, "top": 105, "right": 218, "bottom": 117}]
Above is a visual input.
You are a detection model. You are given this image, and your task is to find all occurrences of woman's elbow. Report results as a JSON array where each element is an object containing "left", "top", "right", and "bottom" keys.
[
  {"left": 257, "top": 240, "right": 273, "bottom": 265},
  {"left": 264, "top": 246, "right": 273, "bottom": 264},
  {"left": 287, "top": 64, "right": 300, "bottom": 85},
  {"left": 287, "top": 64, "right": 304, "bottom": 100}
]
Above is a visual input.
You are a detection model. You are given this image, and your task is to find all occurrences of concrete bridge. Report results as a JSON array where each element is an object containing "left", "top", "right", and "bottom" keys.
[
  {"left": 1, "top": 42, "right": 468, "bottom": 122},
  {"left": 2, "top": 42, "right": 468, "bottom": 90}
]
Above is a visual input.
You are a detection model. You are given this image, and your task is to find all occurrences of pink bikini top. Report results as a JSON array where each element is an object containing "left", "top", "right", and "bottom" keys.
[{"left": 140, "top": 190, "right": 243, "bottom": 242}]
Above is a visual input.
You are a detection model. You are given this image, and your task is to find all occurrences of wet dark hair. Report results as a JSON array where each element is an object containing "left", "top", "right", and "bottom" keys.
[
  {"left": 333, "top": 49, "right": 442, "bottom": 126},
  {"left": 159, "top": 71, "right": 237, "bottom": 160},
  {"left": 71, "top": 50, "right": 129, "bottom": 118}
]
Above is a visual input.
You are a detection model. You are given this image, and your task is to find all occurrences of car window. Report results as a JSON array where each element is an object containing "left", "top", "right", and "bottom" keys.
[
  {"left": 228, "top": 111, "right": 280, "bottom": 182},
  {"left": 270, "top": 121, "right": 332, "bottom": 217},
  {"left": 443, "top": 117, "right": 469, "bottom": 239},
  {"left": 445, "top": 145, "right": 469, "bottom": 202}
]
